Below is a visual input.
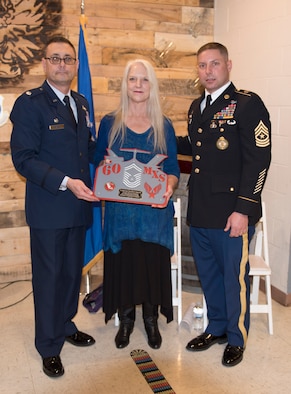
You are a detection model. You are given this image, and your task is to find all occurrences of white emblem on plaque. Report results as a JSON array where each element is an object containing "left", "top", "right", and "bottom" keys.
[{"left": 123, "top": 163, "right": 142, "bottom": 188}]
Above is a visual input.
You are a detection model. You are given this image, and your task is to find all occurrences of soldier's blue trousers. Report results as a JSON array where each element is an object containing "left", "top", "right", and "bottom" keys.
[{"left": 190, "top": 226, "right": 255, "bottom": 348}]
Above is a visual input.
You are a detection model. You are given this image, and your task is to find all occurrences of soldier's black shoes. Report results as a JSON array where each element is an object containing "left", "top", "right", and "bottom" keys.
[
  {"left": 186, "top": 332, "right": 227, "bottom": 351},
  {"left": 222, "top": 345, "right": 244, "bottom": 367},
  {"left": 42, "top": 356, "right": 64, "bottom": 378}
]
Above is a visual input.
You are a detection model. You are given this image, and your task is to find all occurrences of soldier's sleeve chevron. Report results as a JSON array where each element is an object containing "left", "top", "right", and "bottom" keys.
[{"left": 255, "top": 120, "right": 270, "bottom": 147}]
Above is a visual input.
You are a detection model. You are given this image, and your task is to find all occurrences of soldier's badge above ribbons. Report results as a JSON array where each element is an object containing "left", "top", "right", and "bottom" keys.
[{"left": 94, "top": 148, "right": 168, "bottom": 207}]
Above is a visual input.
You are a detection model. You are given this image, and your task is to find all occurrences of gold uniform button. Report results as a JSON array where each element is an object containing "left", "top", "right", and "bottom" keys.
[
  {"left": 196, "top": 141, "right": 202, "bottom": 147},
  {"left": 230, "top": 187, "right": 235, "bottom": 192},
  {"left": 197, "top": 128, "right": 203, "bottom": 133},
  {"left": 194, "top": 168, "right": 200, "bottom": 174},
  {"left": 195, "top": 155, "right": 200, "bottom": 160}
]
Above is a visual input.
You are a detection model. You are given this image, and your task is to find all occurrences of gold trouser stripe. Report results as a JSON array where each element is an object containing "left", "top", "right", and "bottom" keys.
[{"left": 238, "top": 233, "right": 249, "bottom": 347}]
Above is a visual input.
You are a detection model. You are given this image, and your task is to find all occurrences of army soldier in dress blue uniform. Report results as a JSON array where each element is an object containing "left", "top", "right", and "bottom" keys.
[
  {"left": 177, "top": 42, "right": 271, "bottom": 367},
  {"left": 10, "top": 37, "right": 99, "bottom": 378}
]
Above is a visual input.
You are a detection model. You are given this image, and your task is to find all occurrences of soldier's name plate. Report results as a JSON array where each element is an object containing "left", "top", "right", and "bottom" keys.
[{"left": 94, "top": 148, "right": 168, "bottom": 207}]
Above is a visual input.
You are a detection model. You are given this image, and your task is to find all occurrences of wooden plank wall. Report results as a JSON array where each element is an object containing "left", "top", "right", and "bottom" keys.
[{"left": 0, "top": 0, "right": 214, "bottom": 279}]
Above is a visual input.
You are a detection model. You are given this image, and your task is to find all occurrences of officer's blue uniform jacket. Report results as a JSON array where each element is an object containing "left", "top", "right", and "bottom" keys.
[{"left": 10, "top": 80, "right": 96, "bottom": 229}]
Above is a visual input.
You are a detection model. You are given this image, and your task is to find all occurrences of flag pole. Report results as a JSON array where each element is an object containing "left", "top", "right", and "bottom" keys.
[
  {"left": 80, "top": 0, "right": 88, "bottom": 43},
  {"left": 81, "top": 0, "right": 85, "bottom": 14},
  {"left": 80, "top": 0, "right": 91, "bottom": 293},
  {"left": 78, "top": 0, "right": 103, "bottom": 291},
  {"left": 80, "top": 0, "right": 91, "bottom": 292}
]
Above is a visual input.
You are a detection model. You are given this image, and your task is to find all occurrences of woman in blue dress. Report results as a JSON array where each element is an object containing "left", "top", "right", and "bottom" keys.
[{"left": 95, "top": 59, "right": 180, "bottom": 349}]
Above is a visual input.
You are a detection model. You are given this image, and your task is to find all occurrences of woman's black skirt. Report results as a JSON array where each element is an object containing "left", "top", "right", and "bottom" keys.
[{"left": 103, "top": 239, "right": 173, "bottom": 323}]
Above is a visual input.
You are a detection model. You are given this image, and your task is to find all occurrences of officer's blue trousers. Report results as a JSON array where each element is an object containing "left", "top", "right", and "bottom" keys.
[
  {"left": 190, "top": 226, "right": 255, "bottom": 348},
  {"left": 30, "top": 226, "right": 86, "bottom": 358}
]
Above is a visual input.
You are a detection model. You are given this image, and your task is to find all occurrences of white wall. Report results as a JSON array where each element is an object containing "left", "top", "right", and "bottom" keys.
[{"left": 214, "top": 0, "right": 291, "bottom": 296}]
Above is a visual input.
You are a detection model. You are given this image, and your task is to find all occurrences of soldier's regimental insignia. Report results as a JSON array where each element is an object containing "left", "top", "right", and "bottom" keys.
[
  {"left": 216, "top": 136, "right": 229, "bottom": 150},
  {"left": 255, "top": 120, "right": 270, "bottom": 147},
  {"left": 94, "top": 148, "right": 168, "bottom": 207}
]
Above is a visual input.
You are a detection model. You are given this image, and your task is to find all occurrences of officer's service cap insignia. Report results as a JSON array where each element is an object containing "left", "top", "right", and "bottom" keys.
[{"left": 254, "top": 120, "right": 270, "bottom": 147}]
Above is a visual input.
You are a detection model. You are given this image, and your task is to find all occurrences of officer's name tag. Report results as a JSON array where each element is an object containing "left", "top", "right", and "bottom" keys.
[
  {"left": 49, "top": 124, "right": 65, "bottom": 130},
  {"left": 94, "top": 148, "right": 168, "bottom": 207}
]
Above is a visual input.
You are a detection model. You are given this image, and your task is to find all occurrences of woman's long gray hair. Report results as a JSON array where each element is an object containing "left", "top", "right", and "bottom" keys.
[{"left": 108, "top": 59, "right": 166, "bottom": 153}]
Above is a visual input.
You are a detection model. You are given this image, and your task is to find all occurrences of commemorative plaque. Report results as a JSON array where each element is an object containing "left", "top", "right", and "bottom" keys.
[{"left": 94, "top": 148, "right": 168, "bottom": 207}]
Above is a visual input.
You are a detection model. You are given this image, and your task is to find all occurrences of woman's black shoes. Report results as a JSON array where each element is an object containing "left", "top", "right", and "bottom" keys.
[
  {"left": 144, "top": 317, "right": 162, "bottom": 349},
  {"left": 115, "top": 321, "right": 134, "bottom": 348},
  {"left": 115, "top": 304, "right": 162, "bottom": 349}
]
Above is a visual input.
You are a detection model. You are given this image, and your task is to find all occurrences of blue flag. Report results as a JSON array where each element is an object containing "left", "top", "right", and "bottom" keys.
[{"left": 78, "top": 19, "right": 103, "bottom": 274}]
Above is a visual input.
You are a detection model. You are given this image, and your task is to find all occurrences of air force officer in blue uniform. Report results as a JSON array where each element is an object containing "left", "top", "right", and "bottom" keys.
[
  {"left": 177, "top": 43, "right": 271, "bottom": 367},
  {"left": 10, "top": 37, "right": 99, "bottom": 378}
]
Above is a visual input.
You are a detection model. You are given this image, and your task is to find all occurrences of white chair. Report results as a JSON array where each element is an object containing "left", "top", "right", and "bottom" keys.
[
  {"left": 171, "top": 198, "right": 182, "bottom": 324},
  {"left": 249, "top": 201, "right": 273, "bottom": 334},
  {"left": 201, "top": 202, "right": 273, "bottom": 335},
  {"left": 115, "top": 198, "right": 182, "bottom": 326}
]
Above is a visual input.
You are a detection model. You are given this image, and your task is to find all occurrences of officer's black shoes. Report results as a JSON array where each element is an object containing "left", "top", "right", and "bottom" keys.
[
  {"left": 65, "top": 331, "right": 95, "bottom": 347},
  {"left": 42, "top": 356, "right": 64, "bottom": 378}
]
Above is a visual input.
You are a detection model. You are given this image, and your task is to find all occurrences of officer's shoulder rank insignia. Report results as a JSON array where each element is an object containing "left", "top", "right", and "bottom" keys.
[
  {"left": 254, "top": 120, "right": 270, "bottom": 147},
  {"left": 236, "top": 89, "right": 252, "bottom": 97},
  {"left": 25, "top": 87, "right": 43, "bottom": 97}
]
